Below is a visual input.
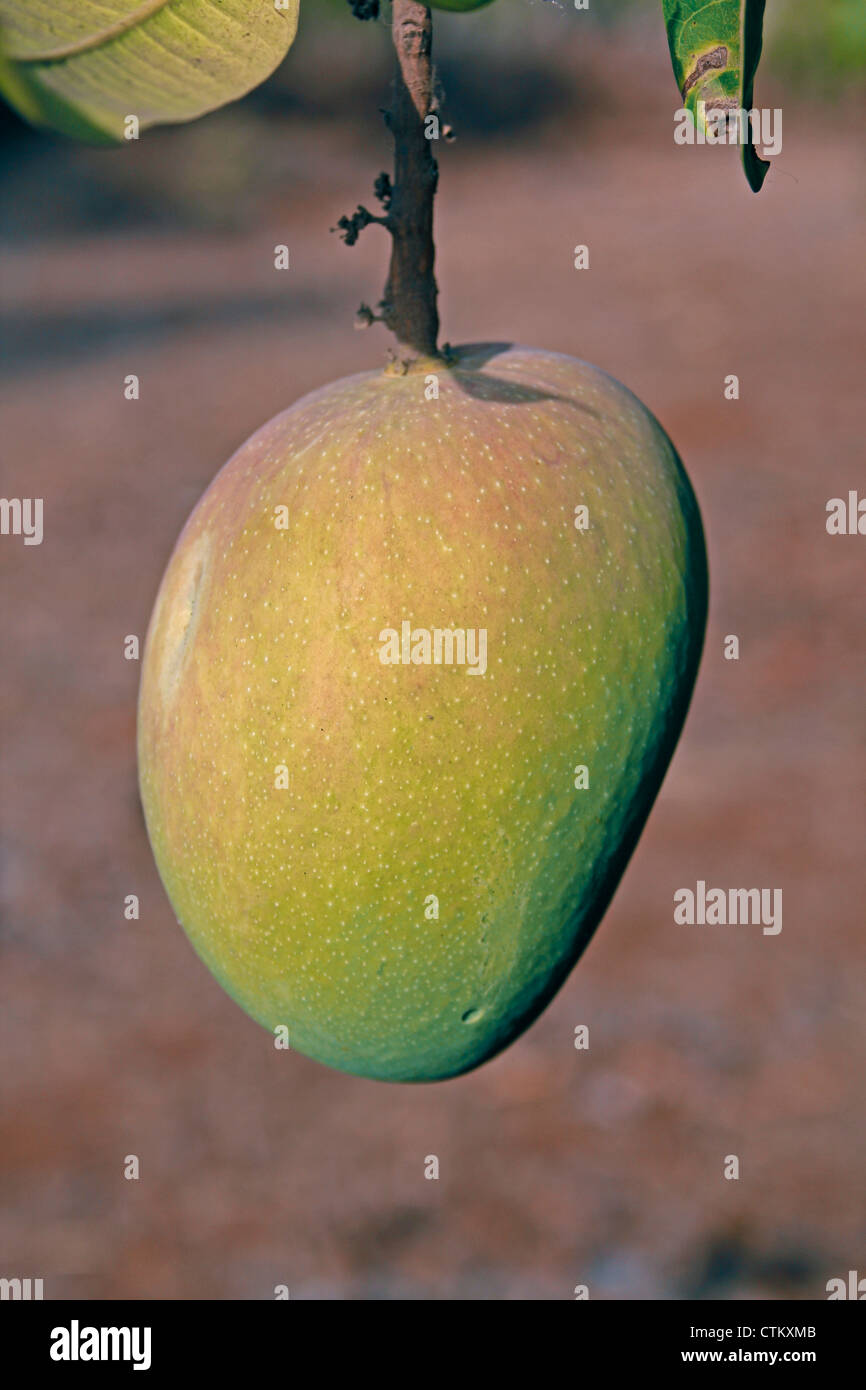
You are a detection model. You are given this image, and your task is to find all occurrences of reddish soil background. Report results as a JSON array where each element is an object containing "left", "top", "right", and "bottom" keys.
[{"left": 1, "top": 13, "right": 864, "bottom": 1298}]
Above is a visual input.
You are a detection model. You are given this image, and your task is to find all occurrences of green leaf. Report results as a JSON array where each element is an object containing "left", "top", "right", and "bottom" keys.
[
  {"left": 662, "top": 0, "right": 770, "bottom": 192},
  {"left": 0, "top": 0, "right": 300, "bottom": 144}
]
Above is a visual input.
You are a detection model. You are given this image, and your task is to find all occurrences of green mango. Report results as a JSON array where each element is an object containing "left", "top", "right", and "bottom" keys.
[{"left": 138, "top": 344, "right": 707, "bottom": 1083}]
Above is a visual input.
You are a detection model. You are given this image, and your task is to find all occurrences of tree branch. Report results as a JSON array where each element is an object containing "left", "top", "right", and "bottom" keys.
[{"left": 336, "top": 0, "right": 441, "bottom": 363}]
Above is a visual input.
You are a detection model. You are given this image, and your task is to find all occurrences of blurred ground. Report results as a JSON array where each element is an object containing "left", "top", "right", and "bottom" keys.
[{"left": 0, "top": 5, "right": 864, "bottom": 1299}]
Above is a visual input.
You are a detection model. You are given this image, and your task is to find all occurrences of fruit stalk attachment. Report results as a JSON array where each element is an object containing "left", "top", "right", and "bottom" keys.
[{"left": 337, "top": 0, "right": 442, "bottom": 363}]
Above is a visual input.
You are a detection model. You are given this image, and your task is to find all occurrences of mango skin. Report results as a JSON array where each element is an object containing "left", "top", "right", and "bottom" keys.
[{"left": 138, "top": 344, "right": 707, "bottom": 1082}]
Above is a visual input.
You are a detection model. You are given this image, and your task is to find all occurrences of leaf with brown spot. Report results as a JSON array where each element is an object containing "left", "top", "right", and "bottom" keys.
[{"left": 662, "top": 0, "right": 770, "bottom": 192}]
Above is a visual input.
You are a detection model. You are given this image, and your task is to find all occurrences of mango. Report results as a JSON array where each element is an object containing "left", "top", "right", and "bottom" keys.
[{"left": 138, "top": 344, "right": 707, "bottom": 1082}]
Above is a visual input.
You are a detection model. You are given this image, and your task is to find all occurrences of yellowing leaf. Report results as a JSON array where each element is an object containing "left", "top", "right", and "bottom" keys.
[{"left": 0, "top": 0, "right": 300, "bottom": 143}]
